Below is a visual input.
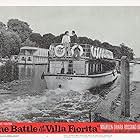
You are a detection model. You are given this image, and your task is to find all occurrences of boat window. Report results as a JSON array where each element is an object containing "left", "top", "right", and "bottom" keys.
[
  {"left": 67, "top": 60, "right": 73, "bottom": 74},
  {"left": 50, "top": 61, "right": 68, "bottom": 74},
  {"left": 73, "top": 61, "right": 85, "bottom": 75},
  {"left": 27, "top": 57, "right": 32, "bottom": 61},
  {"left": 21, "top": 57, "right": 25, "bottom": 61},
  {"left": 82, "top": 45, "right": 91, "bottom": 58},
  {"left": 88, "top": 62, "right": 103, "bottom": 75},
  {"left": 26, "top": 50, "right": 32, "bottom": 55},
  {"left": 20, "top": 50, "right": 25, "bottom": 55}
]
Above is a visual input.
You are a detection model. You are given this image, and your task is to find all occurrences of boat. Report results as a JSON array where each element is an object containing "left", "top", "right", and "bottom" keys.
[
  {"left": 41, "top": 43, "right": 118, "bottom": 91},
  {"left": 18, "top": 46, "right": 49, "bottom": 65}
]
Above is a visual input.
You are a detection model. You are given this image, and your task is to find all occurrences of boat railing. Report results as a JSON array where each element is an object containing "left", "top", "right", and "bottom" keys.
[
  {"left": 49, "top": 43, "right": 114, "bottom": 60},
  {"left": 49, "top": 43, "right": 93, "bottom": 59}
]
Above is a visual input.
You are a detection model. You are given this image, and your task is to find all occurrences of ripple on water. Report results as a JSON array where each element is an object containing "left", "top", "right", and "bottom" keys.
[{"left": 0, "top": 88, "right": 99, "bottom": 122}]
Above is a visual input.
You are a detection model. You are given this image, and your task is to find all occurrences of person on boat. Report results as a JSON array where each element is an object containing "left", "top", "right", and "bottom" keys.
[
  {"left": 61, "top": 31, "right": 71, "bottom": 57},
  {"left": 49, "top": 44, "right": 55, "bottom": 58},
  {"left": 60, "top": 67, "right": 65, "bottom": 74},
  {"left": 60, "top": 62, "right": 65, "bottom": 74},
  {"left": 73, "top": 71, "right": 76, "bottom": 75},
  {"left": 71, "top": 31, "right": 78, "bottom": 44}
]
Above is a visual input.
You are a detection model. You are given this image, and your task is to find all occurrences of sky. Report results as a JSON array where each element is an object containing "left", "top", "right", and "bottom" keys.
[{"left": 0, "top": 6, "right": 140, "bottom": 57}]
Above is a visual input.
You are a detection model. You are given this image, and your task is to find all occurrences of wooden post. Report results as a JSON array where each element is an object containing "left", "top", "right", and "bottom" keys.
[
  {"left": 89, "top": 110, "right": 92, "bottom": 122},
  {"left": 120, "top": 56, "right": 130, "bottom": 117}
]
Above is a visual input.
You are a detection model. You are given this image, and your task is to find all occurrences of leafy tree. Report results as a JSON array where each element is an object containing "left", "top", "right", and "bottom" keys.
[
  {"left": 42, "top": 33, "right": 55, "bottom": 49},
  {"left": 22, "top": 38, "right": 37, "bottom": 47},
  {"left": 78, "top": 37, "right": 90, "bottom": 44},
  {"left": 29, "top": 33, "right": 42, "bottom": 47},
  {"left": 111, "top": 46, "right": 122, "bottom": 59},
  {"left": 0, "top": 22, "right": 6, "bottom": 30},
  {"left": 0, "top": 30, "right": 21, "bottom": 57},
  {"left": 0, "top": 22, "right": 6, "bottom": 57},
  {"left": 92, "top": 39, "right": 102, "bottom": 47},
  {"left": 7, "top": 19, "right": 32, "bottom": 42},
  {"left": 120, "top": 43, "right": 134, "bottom": 60},
  {"left": 53, "top": 34, "right": 64, "bottom": 43}
]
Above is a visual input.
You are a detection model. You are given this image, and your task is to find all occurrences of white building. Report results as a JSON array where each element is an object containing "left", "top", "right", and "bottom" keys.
[{"left": 18, "top": 46, "right": 49, "bottom": 65}]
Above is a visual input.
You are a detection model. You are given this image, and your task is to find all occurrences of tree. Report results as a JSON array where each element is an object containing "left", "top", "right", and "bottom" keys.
[
  {"left": 78, "top": 37, "right": 90, "bottom": 44},
  {"left": 111, "top": 46, "right": 122, "bottom": 59},
  {"left": 53, "top": 34, "right": 64, "bottom": 43},
  {"left": 22, "top": 38, "right": 37, "bottom": 47},
  {"left": 0, "top": 22, "right": 6, "bottom": 30},
  {"left": 0, "top": 30, "right": 21, "bottom": 57},
  {"left": 29, "top": 33, "right": 42, "bottom": 47},
  {"left": 92, "top": 39, "right": 102, "bottom": 47},
  {"left": 120, "top": 43, "right": 134, "bottom": 60},
  {"left": 42, "top": 33, "right": 55, "bottom": 49},
  {"left": 7, "top": 19, "right": 32, "bottom": 43}
]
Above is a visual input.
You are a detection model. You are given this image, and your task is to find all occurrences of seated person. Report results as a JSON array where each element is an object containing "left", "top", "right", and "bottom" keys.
[
  {"left": 60, "top": 67, "right": 65, "bottom": 74},
  {"left": 73, "top": 71, "right": 76, "bottom": 75},
  {"left": 67, "top": 69, "right": 73, "bottom": 74}
]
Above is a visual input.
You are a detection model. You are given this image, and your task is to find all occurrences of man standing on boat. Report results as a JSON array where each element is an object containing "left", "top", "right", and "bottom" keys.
[
  {"left": 62, "top": 31, "right": 71, "bottom": 57},
  {"left": 71, "top": 30, "right": 78, "bottom": 44},
  {"left": 71, "top": 31, "right": 81, "bottom": 59}
]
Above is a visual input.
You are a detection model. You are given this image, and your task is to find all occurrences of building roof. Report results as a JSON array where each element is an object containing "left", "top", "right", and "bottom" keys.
[{"left": 20, "top": 46, "right": 38, "bottom": 50}]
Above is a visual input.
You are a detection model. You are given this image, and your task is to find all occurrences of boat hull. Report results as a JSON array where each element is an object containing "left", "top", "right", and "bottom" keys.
[{"left": 44, "top": 70, "right": 118, "bottom": 91}]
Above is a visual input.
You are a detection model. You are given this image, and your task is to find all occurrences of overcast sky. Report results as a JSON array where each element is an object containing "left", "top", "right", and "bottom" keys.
[{"left": 0, "top": 6, "right": 140, "bottom": 57}]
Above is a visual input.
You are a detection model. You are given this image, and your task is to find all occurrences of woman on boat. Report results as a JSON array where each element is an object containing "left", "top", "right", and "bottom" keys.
[{"left": 61, "top": 31, "right": 71, "bottom": 57}]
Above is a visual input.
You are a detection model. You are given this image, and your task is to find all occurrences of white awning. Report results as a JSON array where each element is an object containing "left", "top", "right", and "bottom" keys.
[{"left": 20, "top": 46, "right": 38, "bottom": 51}]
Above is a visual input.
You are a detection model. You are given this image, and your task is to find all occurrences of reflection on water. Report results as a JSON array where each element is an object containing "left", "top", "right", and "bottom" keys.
[
  {"left": 0, "top": 63, "right": 48, "bottom": 91},
  {"left": 0, "top": 62, "right": 19, "bottom": 83},
  {"left": 18, "top": 65, "right": 48, "bottom": 91}
]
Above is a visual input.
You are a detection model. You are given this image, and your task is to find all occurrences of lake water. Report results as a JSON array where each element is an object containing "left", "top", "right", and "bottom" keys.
[
  {"left": 18, "top": 65, "right": 48, "bottom": 91},
  {"left": 0, "top": 63, "right": 139, "bottom": 122},
  {"left": 131, "top": 63, "right": 140, "bottom": 82}
]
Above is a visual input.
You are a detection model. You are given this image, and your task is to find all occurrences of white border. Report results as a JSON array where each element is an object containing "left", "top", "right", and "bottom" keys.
[
  {"left": 0, "top": 0, "right": 140, "bottom": 6},
  {"left": 0, "top": 134, "right": 140, "bottom": 140},
  {"left": 0, "top": 0, "right": 140, "bottom": 139}
]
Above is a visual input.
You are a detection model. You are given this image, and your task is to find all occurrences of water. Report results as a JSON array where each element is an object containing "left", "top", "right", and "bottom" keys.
[
  {"left": 131, "top": 63, "right": 140, "bottom": 82},
  {"left": 18, "top": 65, "right": 48, "bottom": 91},
  {"left": 0, "top": 63, "right": 121, "bottom": 122}
]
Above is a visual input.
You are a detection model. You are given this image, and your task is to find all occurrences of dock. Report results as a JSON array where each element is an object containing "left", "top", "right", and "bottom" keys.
[{"left": 92, "top": 56, "right": 140, "bottom": 122}]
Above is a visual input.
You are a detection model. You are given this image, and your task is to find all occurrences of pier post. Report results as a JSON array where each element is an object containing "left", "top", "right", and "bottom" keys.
[
  {"left": 89, "top": 110, "right": 92, "bottom": 122},
  {"left": 120, "top": 56, "right": 130, "bottom": 117}
]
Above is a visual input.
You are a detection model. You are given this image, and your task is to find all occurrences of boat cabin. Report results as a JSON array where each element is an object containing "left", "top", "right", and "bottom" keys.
[
  {"left": 18, "top": 46, "right": 49, "bottom": 65},
  {"left": 48, "top": 43, "right": 116, "bottom": 75}
]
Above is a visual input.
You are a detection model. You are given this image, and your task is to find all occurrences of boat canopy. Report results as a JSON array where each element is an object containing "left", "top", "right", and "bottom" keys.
[
  {"left": 19, "top": 46, "right": 49, "bottom": 57},
  {"left": 20, "top": 46, "right": 38, "bottom": 51}
]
